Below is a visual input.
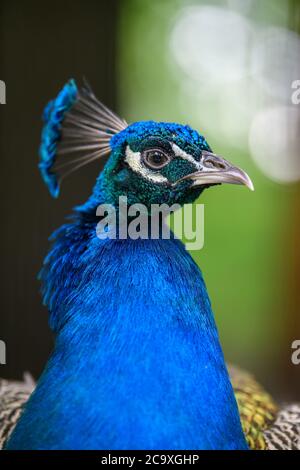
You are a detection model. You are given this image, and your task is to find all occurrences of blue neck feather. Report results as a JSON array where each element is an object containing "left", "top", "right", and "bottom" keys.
[{"left": 6, "top": 187, "right": 248, "bottom": 450}]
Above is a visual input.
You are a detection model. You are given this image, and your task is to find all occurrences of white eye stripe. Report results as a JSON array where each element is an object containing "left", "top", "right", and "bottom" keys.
[
  {"left": 124, "top": 143, "right": 201, "bottom": 183},
  {"left": 124, "top": 146, "right": 168, "bottom": 183},
  {"left": 171, "top": 143, "right": 201, "bottom": 170}
]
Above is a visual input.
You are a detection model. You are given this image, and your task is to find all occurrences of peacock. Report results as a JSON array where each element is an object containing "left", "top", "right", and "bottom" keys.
[{"left": 1, "top": 80, "right": 299, "bottom": 450}]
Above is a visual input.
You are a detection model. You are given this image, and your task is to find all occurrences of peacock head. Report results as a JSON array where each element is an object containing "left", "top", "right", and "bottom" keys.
[{"left": 39, "top": 80, "right": 253, "bottom": 209}]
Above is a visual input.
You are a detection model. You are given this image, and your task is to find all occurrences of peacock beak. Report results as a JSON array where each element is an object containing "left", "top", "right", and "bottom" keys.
[{"left": 177, "top": 150, "right": 254, "bottom": 191}]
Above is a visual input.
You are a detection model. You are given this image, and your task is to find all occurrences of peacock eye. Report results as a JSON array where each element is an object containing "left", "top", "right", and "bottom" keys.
[{"left": 142, "top": 148, "right": 171, "bottom": 170}]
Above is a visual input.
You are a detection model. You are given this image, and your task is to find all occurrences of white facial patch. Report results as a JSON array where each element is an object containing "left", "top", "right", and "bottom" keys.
[
  {"left": 124, "top": 146, "right": 168, "bottom": 183},
  {"left": 125, "top": 143, "right": 202, "bottom": 184},
  {"left": 171, "top": 143, "right": 202, "bottom": 170}
]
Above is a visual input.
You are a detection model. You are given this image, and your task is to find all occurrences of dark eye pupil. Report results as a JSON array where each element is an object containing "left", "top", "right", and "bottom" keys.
[
  {"left": 151, "top": 152, "right": 163, "bottom": 164},
  {"left": 143, "top": 149, "right": 170, "bottom": 169}
]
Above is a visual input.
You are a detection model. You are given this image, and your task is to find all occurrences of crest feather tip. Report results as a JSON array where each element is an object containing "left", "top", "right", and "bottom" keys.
[{"left": 38, "top": 79, "right": 127, "bottom": 197}]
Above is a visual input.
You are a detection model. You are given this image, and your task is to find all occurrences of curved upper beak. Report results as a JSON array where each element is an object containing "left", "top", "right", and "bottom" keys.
[{"left": 177, "top": 150, "right": 254, "bottom": 191}]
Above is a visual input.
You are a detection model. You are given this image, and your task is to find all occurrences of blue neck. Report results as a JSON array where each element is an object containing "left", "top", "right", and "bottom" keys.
[{"left": 6, "top": 203, "right": 248, "bottom": 450}]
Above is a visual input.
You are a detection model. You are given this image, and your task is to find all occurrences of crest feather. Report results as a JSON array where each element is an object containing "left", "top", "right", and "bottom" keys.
[{"left": 39, "top": 79, "right": 127, "bottom": 197}]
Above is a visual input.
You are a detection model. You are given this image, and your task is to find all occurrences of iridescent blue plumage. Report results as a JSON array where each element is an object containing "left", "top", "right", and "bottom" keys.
[
  {"left": 7, "top": 223, "right": 248, "bottom": 450},
  {"left": 110, "top": 120, "right": 210, "bottom": 152},
  {"left": 6, "top": 80, "right": 252, "bottom": 450},
  {"left": 39, "top": 80, "right": 78, "bottom": 197}
]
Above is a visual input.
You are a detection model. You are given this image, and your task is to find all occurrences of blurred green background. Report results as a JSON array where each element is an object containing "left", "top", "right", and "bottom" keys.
[{"left": 118, "top": 0, "right": 300, "bottom": 398}]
